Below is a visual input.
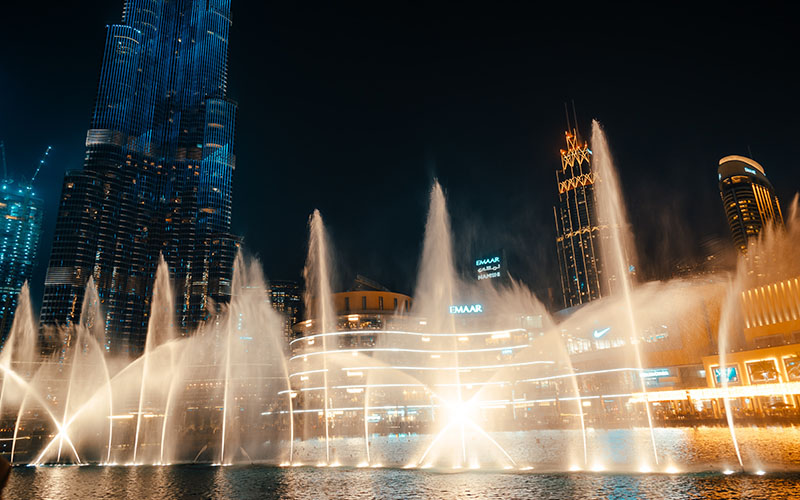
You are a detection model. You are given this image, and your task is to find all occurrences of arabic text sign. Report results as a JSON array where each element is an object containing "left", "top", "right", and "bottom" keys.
[{"left": 475, "top": 254, "right": 502, "bottom": 280}]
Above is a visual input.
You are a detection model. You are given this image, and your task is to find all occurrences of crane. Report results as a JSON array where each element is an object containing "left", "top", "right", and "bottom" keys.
[{"left": 30, "top": 145, "right": 52, "bottom": 184}]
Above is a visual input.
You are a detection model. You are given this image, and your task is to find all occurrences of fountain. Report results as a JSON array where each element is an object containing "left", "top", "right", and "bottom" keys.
[
  {"left": 591, "top": 120, "right": 658, "bottom": 467},
  {"left": 1, "top": 125, "right": 799, "bottom": 477}
]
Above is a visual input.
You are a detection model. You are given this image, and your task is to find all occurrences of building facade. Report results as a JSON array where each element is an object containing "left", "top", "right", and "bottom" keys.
[
  {"left": 41, "top": 0, "right": 238, "bottom": 355},
  {"left": 718, "top": 155, "right": 783, "bottom": 253},
  {"left": 0, "top": 181, "right": 43, "bottom": 344},
  {"left": 554, "top": 129, "right": 604, "bottom": 308},
  {"left": 268, "top": 280, "right": 303, "bottom": 346}
]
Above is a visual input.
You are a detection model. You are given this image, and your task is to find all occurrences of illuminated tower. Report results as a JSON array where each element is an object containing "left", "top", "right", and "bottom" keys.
[
  {"left": 0, "top": 181, "right": 42, "bottom": 344},
  {"left": 554, "top": 128, "right": 604, "bottom": 308},
  {"left": 718, "top": 155, "right": 783, "bottom": 253},
  {"left": 41, "top": 0, "right": 238, "bottom": 355}
]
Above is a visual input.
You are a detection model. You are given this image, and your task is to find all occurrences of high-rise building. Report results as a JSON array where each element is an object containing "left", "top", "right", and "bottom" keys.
[
  {"left": 268, "top": 280, "right": 303, "bottom": 346},
  {"left": 0, "top": 179, "right": 43, "bottom": 344},
  {"left": 554, "top": 129, "right": 604, "bottom": 309},
  {"left": 41, "top": 0, "right": 238, "bottom": 355},
  {"left": 718, "top": 155, "right": 783, "bottom": 253}
]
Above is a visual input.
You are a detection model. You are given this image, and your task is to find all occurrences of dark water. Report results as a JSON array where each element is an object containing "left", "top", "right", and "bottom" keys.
[{"left": 6, "top": 466, "right": 800, "bottom": 500}]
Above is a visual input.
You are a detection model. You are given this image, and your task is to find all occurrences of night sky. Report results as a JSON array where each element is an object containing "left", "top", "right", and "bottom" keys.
[{"left": 1, "top": 2, "right": 798, "bottom": 310}]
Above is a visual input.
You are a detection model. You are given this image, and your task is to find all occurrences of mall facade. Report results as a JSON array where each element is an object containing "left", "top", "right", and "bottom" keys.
[{"left": 285, "top": 271, "right": 800, "bottom": 436}]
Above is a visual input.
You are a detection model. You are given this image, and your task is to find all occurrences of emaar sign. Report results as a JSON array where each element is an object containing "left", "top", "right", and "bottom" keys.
[
  {"left": 475, "top": 256, "right": 500, "bottom": 267},
  {"left": 449, "top": 304, "right": 484, "bottom": 314},
  {"left": 475, "top": 252, "right": 503, "bottom": 281}
]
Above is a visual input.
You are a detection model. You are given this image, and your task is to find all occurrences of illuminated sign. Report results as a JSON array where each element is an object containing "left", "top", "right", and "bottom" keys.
[
  {"left": 592, "top": 327, "right": 611, "bottom": 339},
  {"left": 713, "top": 366, "right": 739, "bottom": 385},
  {"left": 449, "top": 304, "right": 484, "bottom": 314},
  {"left": 475, "top": 251, "right": 504, "bottom": 281},
  {"left": 641, "top": 368, "right": 670, "bottom": 378},
  {"left": 744, "top": 167, "right": 757, "bottom": 175}
]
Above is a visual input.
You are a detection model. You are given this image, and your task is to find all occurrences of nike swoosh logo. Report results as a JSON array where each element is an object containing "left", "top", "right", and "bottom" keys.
[{"left": 593, "top": 327, "right": 611, "bottom": 339}]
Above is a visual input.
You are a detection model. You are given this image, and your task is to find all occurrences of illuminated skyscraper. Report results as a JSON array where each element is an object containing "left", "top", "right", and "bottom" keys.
[
  {"left": 554, "top": 129, "right": 604, "bottom": 308},
  {"left": 0, "top": 180, "right": 42, "bottom": 344},
  {"left": 718, "top": 155, "right": 783, "bottom": 253},
  {"left": 41, "top": 0, "right": 238, "bottom": 354}
]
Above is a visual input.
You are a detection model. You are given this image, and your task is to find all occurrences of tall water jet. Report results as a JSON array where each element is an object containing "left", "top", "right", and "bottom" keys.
[
  {"left": 0, "top": 283, "right": 38, "bottom": 418},
  {"left": 717, "top": 271, "right": 745, "bottom": 469},
  {"left": 219, "top": 252, "right": 287, "bottom": 464},
  {"left": 3, "top": 283, "right": 39, "bottom": 463},
  {"left": 303, "top": 210, "right": 336, "bottom": 464},
  {"left": 716, "top": 196, "right": 800, "bottom": 470},
  {"left": 79, "top": 277, "right": 115, "bottom": 464},
  {"left": 219, "top": 256, "right": 240, "bottom": 465},
  {"left": 413, "top": 181, "right": 466, "bottom": 467},
  {"left": 414, "top": 181, "right": 459, "bottom": 334},
  {"left": 133, "top": 255, "right": 176, "bottom": 464},
  {"left": 591, "top": 120, "right": 658, "bottom": 466}
]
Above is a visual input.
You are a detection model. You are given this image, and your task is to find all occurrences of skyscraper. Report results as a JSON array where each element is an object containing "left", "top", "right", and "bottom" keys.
[
  {"left": 554, "top": 128, "right": 604, "bottom": 308},
  {"left": 268, "top": 280, "right": 303, "bottom": 346},
  {"left": 0, "top": 179, "right": 43, "bottom": 345},
  {"left": 718, "top": 155, "right": 783, "bottom": 253},
  {"left": 41, "top": 0, "right": 238, "bottom": 354}
]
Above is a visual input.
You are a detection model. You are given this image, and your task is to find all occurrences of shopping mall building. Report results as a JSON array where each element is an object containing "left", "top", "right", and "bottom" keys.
[{"left": 287, "top": 273, "right": 800, "bottom": 435}]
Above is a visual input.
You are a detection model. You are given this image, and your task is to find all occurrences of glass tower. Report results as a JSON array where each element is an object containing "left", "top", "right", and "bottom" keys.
[
  {"left": 41, "top": 0, "right": 238, "bottom": 355},
  {"left": 718, "top": 155, "right": 783, "bottom": 253},
  {"left": 0, "top": 180, "right": 43, "bottom": 345},
  {"left": 554, "top": 129, "right": 605, "bottom": 309}
]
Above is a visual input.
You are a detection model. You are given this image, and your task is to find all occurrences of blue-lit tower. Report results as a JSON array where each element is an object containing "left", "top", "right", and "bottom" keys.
[
  {"left": 0, "top": 170, "right": 43, "bottom": 345},
  {"left": 41, "top": 0, "right": 238, "bottom": 355}
]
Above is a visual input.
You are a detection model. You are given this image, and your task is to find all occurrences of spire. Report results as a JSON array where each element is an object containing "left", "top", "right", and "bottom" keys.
[
  {"left": 571, "top": 100, "right": 581, "bottom": 141},
  {"left": 564, "top": 102, "right": 572, "bottom": 132}
]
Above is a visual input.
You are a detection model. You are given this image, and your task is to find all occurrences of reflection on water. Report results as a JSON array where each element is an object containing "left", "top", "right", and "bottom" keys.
[
  {"left": 7, "top": 428, "right": 800, "bottom": 499},
  {"left": 7, "top": 466, "right": 800, "bottom": 500},
  {"left": 290, "top": 427, "right": 800, "bottom": 472}
]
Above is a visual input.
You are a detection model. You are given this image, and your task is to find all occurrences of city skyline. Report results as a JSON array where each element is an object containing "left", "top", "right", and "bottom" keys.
[
  {"left": 1, "top": 2, "right": 798, "bottom": 310},
  {"left": 4, "top": 2, "right": 800, "bottom": 496}
]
